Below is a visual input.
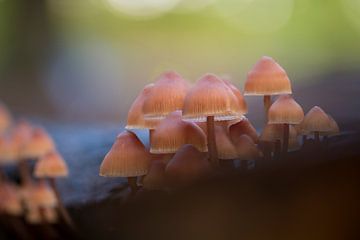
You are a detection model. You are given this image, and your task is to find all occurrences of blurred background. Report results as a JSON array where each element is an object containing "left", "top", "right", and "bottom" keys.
[{"left": 0, "top": 0, "right": 359, "bottom": 127}]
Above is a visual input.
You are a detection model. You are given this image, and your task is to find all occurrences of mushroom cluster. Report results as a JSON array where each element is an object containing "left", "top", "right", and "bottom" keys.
[
  {"left": 100, "top": 59, "right": 340, "bottom": 195},
  {"left": 0, "top": 103, "right": 74, "bottom": 232}
]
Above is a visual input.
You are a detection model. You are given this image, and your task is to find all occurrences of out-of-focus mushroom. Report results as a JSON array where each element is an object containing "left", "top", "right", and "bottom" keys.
[
  {"left": 0, "top": 102, "right": 12, "bottom": 134},
  {"left": 165, "top": 145, "right": 212, "bottom": 188},
  {"left": 142, "top": 160, "right": 167, "bottom": 191},
  {"left": 183, "top": 74, "right": 246, "bottom": 165},
  {"left": 228, "top": 117, "right": 259, "bottom": 144},
  {"left": 244, "top": 56, "right": 292, "bottom": 121},
  {"left": 150, "top": 111, "right": 207, "bottom": 154},
  {"left": 268, "top": 95, "right": 304, "bottom": 154}
]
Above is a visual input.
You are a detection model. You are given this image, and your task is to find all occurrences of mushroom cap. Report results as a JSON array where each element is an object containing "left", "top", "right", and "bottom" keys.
[
  {"left": 150, "top": 111, "right": 207, "bottom": 154},
  {"left": 268, "top": 95, "right": 304, "bottom": 124},
  {"left": 229, "top": 117, "right": 259, "bottom": 144},
  {"left": 0, "top": 136, "right": 19, "bottom": 164},
  {"left": 21, "top": 127, "right": 55, "bottom": 159},
  {"left": 215, "top": 125, "right": 238, "bottom": 160},
  {"left": 142, "top": 160, "right": 167, "bottom": 190},
  {"left": 222, "top": 79, "right": 248, "bottom": 114},
  {"left": 0, "top": 183, "right": 23, "bottom": 216},
  {"left": 34, "top": 151, "right": 69, "bottom": 178},
  {"left": 0, "top": 102, "right": 12, "bottom": 134},
  {"left": 25, "top": 208, "right": 42, "bottom": 224},
  {"left": 100, "top": 130, "right": 151, "bottom": 177},
  {"left": 143, "top": 71, "right": 190, "bottom": 120},
  {"left": 182, "top": 74, "right": 245, "bottom": 122},
  {"left": 165, "top": 144, "right": 212, "bottom": 188},
  {"left": 299, "top": 106, "right": 333, "bottom": 134},
  {"left": 233, "top": 135, "right": 263, "bottom": 160},
  {"left": 320, "top": 114, "right": 340, "bottom": 136},
  {"left": 244, "top": 56, "right": 292, "bottom": 96},
  {"left": 126, "top": 84, "right": 160, "bottom": 130}
]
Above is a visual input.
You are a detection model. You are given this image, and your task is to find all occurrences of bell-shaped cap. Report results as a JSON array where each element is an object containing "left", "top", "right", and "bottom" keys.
[
  {"left": 234, "top": 135, "right": 263, "bottom": 160},
  {"left": 100, "top": 131, "right": 151, "bottom": 177},
  {"left": 142, "top": 160, "right": 166, "bottom": 190},
  {"left": 321, "top": 114, "right": 340, "bottom": 136},
  {"left": 244, "top": 56, "right": 292, "bottom": 96},
  {"left": 268, "top": 95, "right": 304, "bottom": 124},
  {"left": 299, "top": 106, "right": 333, "bottom": 134},
  {"left": 126, "top": 84, "right": 160, "bottom": 130},
  {"left": 222, "top": 79, "right": 248, "bottom": 114},
  {"left": 34, "top": 151, "right": 69, "bottom": 178},
  {"left": 0, "top": 183, "right": 23, "bottom": 216},
  {"left": 0, "top": 136, "right": 18, "bottom": 164},
  {"left": 150, "top": 111, "right": 207, "bottom": 154},
  {"left": 229, "top": 117, "right": 259, "bottom": 144},
  {"left": 183, "top": 74, "right": 244, "bottom": 122},
  {"left": 165, "top": 144, "right": 212, "bottom": 188},
  {"left": 215, "top": 125, "right": 238, "bottom": 160},
  {"left": 150, "top": 153, "right": 174, "bottom": 164},
  {"left": 143, "top": 71, "right": 190, "bottom": 120},
  {"left": 21, "top": 127, "right": 55, "bottom": 159},
  {"left": 0, "top": 102, "right": 12, "bottom": 134}
]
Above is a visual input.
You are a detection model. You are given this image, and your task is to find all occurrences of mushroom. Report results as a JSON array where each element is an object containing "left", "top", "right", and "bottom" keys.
[
  {"left": 0, "top": 182, "right": 23, "bottom": 217},
  {"left": 228, "top": 117, "right": 259, "bottom": 144},
  {"left": 214, "top": 124, "right": 238, "bottom": 161},
  {"left": 21, "top": 127, "right": 55, "bottom": 159},
  {"left": 142, "top": 160, "right": 166, "bottom": 191},
  {"left": 268, "top": 95, "right": 304, "bottom": 154},
  {"left": 233, "top": 135, "right": 262, "bottom": 170},
  {"left": 183, "top": 74, "right": 246, "bottom": 165},
  {"left": 34, "top": 151, "right": 73, "bottom": 227},
  {"left": 298, "top": 106, "right": 334, "bottom": 143},
  {"left": 150, "top": 111, "right": 207, "bottom": 154},
  {"left": 143, "top": 71, "right": 190, "bottom": 120},
  {"left": 100, "top": 131, "right": 151, "bottom": 194},
  {"left": 165, "top": 144, "right": 212, "bottom": 188},
  {"left": 244, "top": 56, "right": 292, "bottom": 121}
]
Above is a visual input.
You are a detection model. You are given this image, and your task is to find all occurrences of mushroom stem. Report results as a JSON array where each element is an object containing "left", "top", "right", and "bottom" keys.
[
  {"left": 127, "top": 177, "right": 138, "bottom": 195},
  {"left": 314, "top": 131, "right": 320, "bottom": 143},
  {"left": 206, "top": 116, "right": 219, "bottom": 166},
  {"left": 263, "top": 95, "right": 271, "bottom": 121},
  {"left": 49, "top": 178, "right": 75, "bottom": 230},
  {"left": 18, "top": 160, "right": 31, "bottom": 185},
  {"left": 282, "top": 123, "right": 289, "bottom": 155},
  {"left": 274, "top": 139, "right": 281, "bottom": 160}
]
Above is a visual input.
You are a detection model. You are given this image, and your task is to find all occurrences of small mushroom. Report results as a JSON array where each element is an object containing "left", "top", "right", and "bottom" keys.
[{"left": 244, "top": 56, "right": 292, "bottom": 121}]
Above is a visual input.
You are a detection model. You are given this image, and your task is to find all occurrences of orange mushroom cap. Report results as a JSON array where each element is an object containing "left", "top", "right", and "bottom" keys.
[
  {"left": 268, "top": 95, "right": 304, "bottom": 124},
  {"left": 299, "top": 106, "right": 333, "bottom": 134},
  {"left": 229, "top": 117, "right": 259, "bottom": 144},
  {"left": 34, "top": 151, "right": 69, "bottom": 178},
  {"left": 150, "top": 111, "right": 207, "bottom": 154},
  {"left": 244, "top": 56, "right": 292, "bottom": 96},
  {"left": 0, "top": 102, "right": 12, "bottom": 134},
  {"left": 143, "top": 71, "right": 190, "bottom": 120},
  {"left": 21, "top": 127, "right": 55, "bottom": 159},
  {"left": 183, "top": 73, "right": 245, "bottom": 122},
  {"left": 100, "top": 131, "right": 151, "bottom": 177},
  {"left": 126, "top": 83, "right": 160, "bottom": 130},
  {"left": 214, "top": 125, "right": 238, "bottom": 160},
  {"left": 143, "top": 160, "right": 167, "bottom": 191}
]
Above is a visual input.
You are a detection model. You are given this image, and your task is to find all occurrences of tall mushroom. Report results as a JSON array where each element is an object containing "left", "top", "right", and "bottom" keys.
[
  {"left": 34, "top": 151, "right": 73, "bottom": 227},
  {"left": 268, "top": 95, "right": 304, "bottom": 155},
  {"left": 100, "top": 131, "right": 151, "bottom": 195},
  {"left": 183, "top": 74, "right": 246, "bottom": 165},
  {"left": 244, "top": 56, "right": 292, "bottom": 121}
]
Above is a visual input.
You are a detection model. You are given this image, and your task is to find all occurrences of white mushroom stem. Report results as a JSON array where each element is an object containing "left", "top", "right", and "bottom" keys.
[
  {"left": 49, "top": 178, "right": 75, "bottom": 230},
  {"left": 206, "top": 116, "right": 219, "bottom": 166}
]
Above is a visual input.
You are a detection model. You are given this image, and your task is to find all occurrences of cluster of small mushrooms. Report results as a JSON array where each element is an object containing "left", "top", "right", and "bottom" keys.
[
  {"left": 0, "top": 106, "right": 73, "bottom": 229},
  {"left": 100, "top": 56, "right": 340, "bottom": 194}
]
